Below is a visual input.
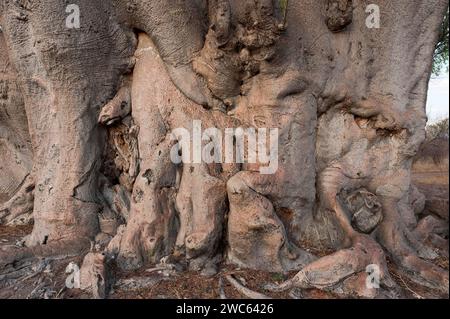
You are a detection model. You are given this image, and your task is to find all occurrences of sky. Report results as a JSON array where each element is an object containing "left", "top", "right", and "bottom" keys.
[{"left": 427, "top": 72, "right": 449, "bottom": 124}]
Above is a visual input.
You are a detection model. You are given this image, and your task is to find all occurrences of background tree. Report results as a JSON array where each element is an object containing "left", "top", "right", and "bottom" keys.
[{"left": 433, "top": 5, "right": 449, "bottom": 75}]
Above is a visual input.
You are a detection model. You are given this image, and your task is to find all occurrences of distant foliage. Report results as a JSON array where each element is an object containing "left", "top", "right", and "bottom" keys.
[
  {"left": 426, "top": 118, "right": 449, "bottom": 140},
  {"left": 433, "top": 6, "right": 449, "bottom": 75},
  {"left": 414, "top": 118, "right": 449, "bottom": 165}
]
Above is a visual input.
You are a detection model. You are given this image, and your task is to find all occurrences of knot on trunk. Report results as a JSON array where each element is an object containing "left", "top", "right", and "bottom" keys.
[
  {"left": 344, "top": 188, "right": 383, "bottom": 234},
  {"left": 326, "top": 0, "right": 353, "bottom": 32}
]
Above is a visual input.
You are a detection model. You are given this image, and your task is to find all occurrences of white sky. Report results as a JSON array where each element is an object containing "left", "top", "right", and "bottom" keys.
[{"left": 427, "top": 71, "right": 449, "bottom": 124}]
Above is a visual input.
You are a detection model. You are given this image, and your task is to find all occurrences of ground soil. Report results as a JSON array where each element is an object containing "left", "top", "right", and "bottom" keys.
[
  {"left": 0, "top": 222, "right": 447, "bottom": 299},
  {"left": 0, "top": 161, "right": 447, "bottom": 300}
]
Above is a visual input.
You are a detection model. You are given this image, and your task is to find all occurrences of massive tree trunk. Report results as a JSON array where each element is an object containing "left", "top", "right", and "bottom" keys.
[{"left": 0, "top": 0, "right": 448, "bottom": 298}]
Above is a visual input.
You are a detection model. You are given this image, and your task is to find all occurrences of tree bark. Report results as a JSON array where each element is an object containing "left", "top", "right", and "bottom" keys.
[{"left": 0, "top": 0, "right": 448, "bottom": 297}]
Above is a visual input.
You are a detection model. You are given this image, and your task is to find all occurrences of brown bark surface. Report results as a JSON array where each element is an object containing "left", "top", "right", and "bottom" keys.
[{"left": 0, "top": 0, "right": 448, "bottom": 298}]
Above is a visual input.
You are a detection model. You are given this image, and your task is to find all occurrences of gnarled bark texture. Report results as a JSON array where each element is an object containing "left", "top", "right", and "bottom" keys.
[{"left": 0, "top": 0, "right": 448, "bottom": 298}]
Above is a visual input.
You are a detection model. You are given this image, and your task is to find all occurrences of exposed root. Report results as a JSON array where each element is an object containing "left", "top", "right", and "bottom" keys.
[
  {"left": 264, "top": 278, "right": 296, "bottom": 293},
  {"left": 144, "top": 258, "right": 181, "bottom": 277},
  {"left": 376, "top": 198, "right": 449, "bottom": 294},
  {"left": 414, "top": 215, "right": 449, "bottom": 258},
  {"left": 0, "top": 175, "right": 34, "bottom": 225},
  {"left": 80, "top": 252, "right": 109, "bottom": 299},
  {"left": 218, "top": 277, "right": 227, "bottom": 299},
  {"left": 0, "top": 237, "right": 90, "bottom": 271},
  {"left": 225, "top": 275, "right": 272, "bottom": 299},
  {"left": 266, "top": 233, "right": 395, "bottom": 298},
  {"left": 288, "top": 288, "right": 303, "bottom": 299}
]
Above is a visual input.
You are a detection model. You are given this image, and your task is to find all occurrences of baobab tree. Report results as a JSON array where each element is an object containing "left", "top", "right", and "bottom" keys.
[{"left": 0, "top": 0, "right": 448, "bottom": 298}]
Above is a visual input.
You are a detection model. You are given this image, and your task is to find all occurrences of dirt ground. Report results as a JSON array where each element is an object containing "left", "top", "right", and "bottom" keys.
[
  {"left": 0, "top": 222, "right": 447, "bottom": 299},
  {"left": 0, "top": 224, "right": 337, "bottom": 299},
  {"left": 0, "top": 159, "right": 448, "bottom": 300}
]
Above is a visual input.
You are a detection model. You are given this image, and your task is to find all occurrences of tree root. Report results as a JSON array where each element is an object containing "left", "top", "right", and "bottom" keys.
[
  {"left": 0, "top": 175, "right": 34, "bottom": 225},
  {"left": 265, "top": 234, "right": 395, "bottom": 298},
  {"left": 414, "top": 215, "right": 449, "bottom": 258},
  {"left": 225, "top": 275, "right": 272, "bottom": 299},
  {"left": 0, "top": 237, "right": 90, "bottom": 271},
  {"left": 314, "top": 146, "right": 449, "bottom": 297},
  {"left": 376, "top": 198, "right": 449, "bottom": 295},
  {"left": 80, "top": 252, "right": 108, "bottom": 299},
  {"left": 219, "top": 277, "right": 227, "bottom": 299}
]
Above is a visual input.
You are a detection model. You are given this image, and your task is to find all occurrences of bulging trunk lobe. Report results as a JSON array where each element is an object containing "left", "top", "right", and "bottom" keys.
[{"left": 0, "top": 0, "right": 448, "bottom": 298}]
